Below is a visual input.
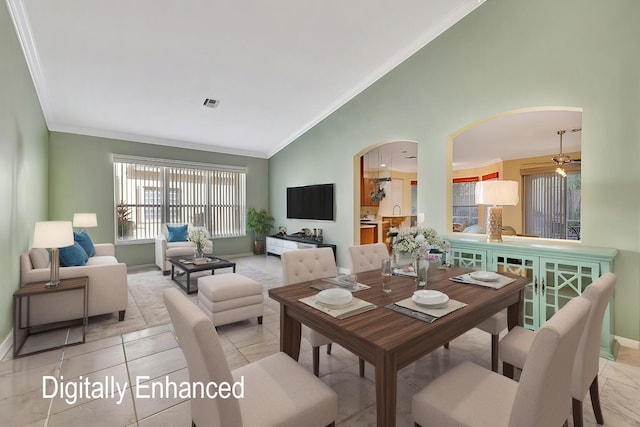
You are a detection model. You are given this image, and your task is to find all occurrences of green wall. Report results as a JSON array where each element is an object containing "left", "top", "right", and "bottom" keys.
[
  {"left": 48, "top": 132, "right": 269, "bottom": 265},
  {"left": 270, "top": 0, "right": 640, "bottom": 341},
  {"left": 0, "top": 3, "right": 49, "bottom": 340}
]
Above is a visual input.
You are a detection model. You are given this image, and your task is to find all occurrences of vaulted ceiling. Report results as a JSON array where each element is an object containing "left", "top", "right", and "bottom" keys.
[{"left": 8, "top": 0, "right": 485, "bottom": 158}]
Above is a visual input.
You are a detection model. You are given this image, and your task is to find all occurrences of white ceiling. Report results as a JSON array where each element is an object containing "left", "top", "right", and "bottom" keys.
[
  {"left": 8, "top": 0, "right": 485, "bottom": 158},
  {"left": 453, "top": 109, "right": 583, "bottom": 170}
]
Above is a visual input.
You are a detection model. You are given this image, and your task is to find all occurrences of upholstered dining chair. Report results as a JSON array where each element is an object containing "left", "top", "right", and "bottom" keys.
[
  {"left": 500, "top": 272, "right": 616, "bottom": 427},
  {"left": 281, "top": 247, "right": 366, "bottom": 377},
  {"left": 348, "top": 243, "right": 389, "bottom": 273},
  {"left": 412, "top": 296, "right": 591, "bottom": 427},
  {"left": 163, "top": 288, "right": 338, "bottom": 427}
]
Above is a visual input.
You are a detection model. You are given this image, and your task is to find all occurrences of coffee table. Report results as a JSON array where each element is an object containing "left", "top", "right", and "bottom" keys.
[{"left": 169, "top": 256, "right": 236, "bottom": 294}]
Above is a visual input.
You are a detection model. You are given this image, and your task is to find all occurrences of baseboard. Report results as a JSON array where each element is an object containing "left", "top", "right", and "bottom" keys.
[
  {"left": 0, "top": 330, "right": 13, "bottom": 360},
  {"left": 615, "top": 335, "right": 640, "bottom": 350}
]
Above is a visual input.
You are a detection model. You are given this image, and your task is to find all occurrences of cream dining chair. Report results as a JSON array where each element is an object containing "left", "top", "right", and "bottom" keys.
[
  {"left": 163, "top": 288, "right": 338, "bottom": 427},
  {"left": 281, "top": 247, "right": 365, "bottom": 377},
  {"left": 348, "top": 243, "right": 389, "bottom": 273},
  {"left": 412, "top": 296, "right": 591, "bottom": 427},
  {"left": 500, "top": 272, "right": 616, "bottom": 427}
]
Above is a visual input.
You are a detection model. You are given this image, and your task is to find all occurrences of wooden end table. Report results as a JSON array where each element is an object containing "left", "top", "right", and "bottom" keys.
[
  {"left": 13, "top": 276, "right": 89, "bottom": 357},
  {"left": 169, "top": 256, "right": 236, "bottom": 294}
]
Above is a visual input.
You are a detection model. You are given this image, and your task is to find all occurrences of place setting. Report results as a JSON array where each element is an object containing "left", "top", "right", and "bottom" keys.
[
  {"left": 449, "top": 270, "right": 516, "bottom": 289},
  {"left": 386, "top": 289, "right": 467, "bottom": 323},
  {"left": 299, "top": 287, "right": 376, "bottom": 320}
]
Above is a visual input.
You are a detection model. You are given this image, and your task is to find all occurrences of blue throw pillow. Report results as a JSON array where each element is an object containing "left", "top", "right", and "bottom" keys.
[
  {"left": 59, "top": 242, "right": 89, "bottom": 267},
  {"left": 74, "top": 231, "right": 96, "bottom": 257},
  {"left": 167, "top": 224, "right": 188, "bottom": 242}
]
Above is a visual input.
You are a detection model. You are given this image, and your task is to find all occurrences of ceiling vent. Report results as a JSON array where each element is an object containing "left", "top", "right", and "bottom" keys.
[{"left": 203, "top": 98, "right": 220, "bottom": 108}]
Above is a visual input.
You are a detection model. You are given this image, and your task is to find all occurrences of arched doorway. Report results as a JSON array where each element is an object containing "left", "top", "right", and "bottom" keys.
[{"left": 353, "top": 141, "right": 418, "bottom": 249}]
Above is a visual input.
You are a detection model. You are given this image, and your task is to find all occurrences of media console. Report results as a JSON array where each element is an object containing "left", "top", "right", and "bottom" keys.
[{"left": 266, "top": 235, "right": 337, "bottom": 260}]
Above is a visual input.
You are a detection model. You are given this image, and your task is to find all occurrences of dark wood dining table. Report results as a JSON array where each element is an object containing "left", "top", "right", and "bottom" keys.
[{"left": 268, "top": 265, "right": 527, "bottom": 427}]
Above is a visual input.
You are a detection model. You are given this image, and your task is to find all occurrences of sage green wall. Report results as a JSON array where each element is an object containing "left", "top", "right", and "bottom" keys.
[
  {"left": 270, "top": 0, "right": 640, "bottom": 341},
  {"left": 48, "top": 132, "right": 269, "bottom": 265},
  {"left": 0, "top": 3, "right": 49, "bottom": 340}
]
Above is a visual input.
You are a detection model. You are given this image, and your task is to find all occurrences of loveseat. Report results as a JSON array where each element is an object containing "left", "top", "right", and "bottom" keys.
[
  {"left": 155, "top": 224, "right": 213, "bottom": 274},
  {"left": 20, "top": 243, "right": 128, "bottom": 326}
]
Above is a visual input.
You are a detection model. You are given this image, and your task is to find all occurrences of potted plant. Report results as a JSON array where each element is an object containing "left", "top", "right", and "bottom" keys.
[
  {"left": 117, "top": 201, "right": 136, "bottom": 239},
  {"left": 246, "top": 207, "right": 274, "bottom": 254}
]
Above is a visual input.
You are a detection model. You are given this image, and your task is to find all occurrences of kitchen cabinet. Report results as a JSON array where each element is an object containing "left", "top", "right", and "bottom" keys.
[
  {"left": 445, "top": 234, "right": 619, "bottom": 360},
  {"left": 360, "top": 225, "right": 376, "bottom": 244}
]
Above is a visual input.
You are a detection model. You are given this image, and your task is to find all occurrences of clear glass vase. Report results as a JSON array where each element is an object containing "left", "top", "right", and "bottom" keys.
[{"left": 412, "top": 254, "right": 429, "bottom": 289}]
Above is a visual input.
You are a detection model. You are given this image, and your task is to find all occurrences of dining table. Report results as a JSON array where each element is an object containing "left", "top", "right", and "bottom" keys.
[{"left": 268, "top": 265, "right": 527, "bottom": 427}]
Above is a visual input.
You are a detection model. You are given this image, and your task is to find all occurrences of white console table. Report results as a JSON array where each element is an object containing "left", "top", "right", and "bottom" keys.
[
  {"left": 445, "top": 234, "right": 619, "bottom": 360},
  {"left": 266, "top": 235, "right": 336, "bottom": 259}
]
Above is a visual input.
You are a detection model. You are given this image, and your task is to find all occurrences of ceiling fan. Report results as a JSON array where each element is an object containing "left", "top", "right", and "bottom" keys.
[{"left": 523, "top": 129, "right": 582, "bottom": 175}]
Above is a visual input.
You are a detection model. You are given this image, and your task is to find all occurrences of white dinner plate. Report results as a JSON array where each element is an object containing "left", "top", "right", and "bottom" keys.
[
  {"left": 316, "top": 300, "right": 353, "bottom": 310},
  {"left": 412, "top": 290, "right": 448, "bottom": 305},
  {"left": 470, "top": 271, "right": 501, "bottom": 282},
  {"left": 412, "top": 294, "right": 450, "bottom": 308},
  {"left": 316, "top": 288, "right": 353, "bottom": 306}
]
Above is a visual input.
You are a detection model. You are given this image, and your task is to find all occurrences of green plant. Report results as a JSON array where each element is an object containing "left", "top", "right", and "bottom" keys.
[
  {"left": 117, "top": 200, "right": 135, "bottom": 238},
  {"left": 246, "top": 207, "right": 274, "bottom": 241}
]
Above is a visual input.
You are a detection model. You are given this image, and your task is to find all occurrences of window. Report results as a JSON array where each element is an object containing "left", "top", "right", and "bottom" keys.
[
  {"left": 523, "top": 170, "right": 581, "bottom": 240},
  {"left": 113, "top": 155, "right": 247, "bottom": 242},
  {"left": 452, "top": 179, "right": 478, "bottom": 228}
]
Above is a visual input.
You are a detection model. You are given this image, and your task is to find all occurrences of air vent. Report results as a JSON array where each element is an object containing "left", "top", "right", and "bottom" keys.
[{"left": 203, "top": 98, "right": 220, "bottom": 108}]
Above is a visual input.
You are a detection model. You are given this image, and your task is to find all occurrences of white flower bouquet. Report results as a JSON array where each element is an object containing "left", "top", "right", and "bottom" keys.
[
  {"left": 393, "top": 226, "right": 444, "bottom": 259},
  {"left": 188, "top": 227, "right": 209, "bottom": 256}
]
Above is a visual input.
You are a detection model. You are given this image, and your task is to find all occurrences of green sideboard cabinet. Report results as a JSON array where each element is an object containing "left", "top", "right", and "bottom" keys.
[{"left": 445, "top": 234, "right": 619, "bottom": 360}]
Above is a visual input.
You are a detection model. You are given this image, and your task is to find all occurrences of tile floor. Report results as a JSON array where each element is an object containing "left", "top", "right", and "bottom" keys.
[{"left": 2, "top": 255, "right": 639, "bottom": 426}]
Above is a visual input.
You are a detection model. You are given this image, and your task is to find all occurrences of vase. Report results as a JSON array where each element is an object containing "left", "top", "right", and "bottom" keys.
[{"left": 412, "top": 254, "right": 429, "bottom": 289}]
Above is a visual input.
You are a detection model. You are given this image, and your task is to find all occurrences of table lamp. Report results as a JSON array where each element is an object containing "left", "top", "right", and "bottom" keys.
[
  {"left": 72, "top": 213, "right": 97, "bottom": 231},
  {"left": 32, "top": 221, "right": 74, "bottom": 288},
  {"left": 475, "top": 180, "right": 519, "bottom": 242}
]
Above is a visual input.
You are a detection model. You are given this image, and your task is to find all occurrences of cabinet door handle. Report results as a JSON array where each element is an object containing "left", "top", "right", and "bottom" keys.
[
  {"left": 534, "top": 277, "right": 538, "bottom": 294},
  {"left": 541, "top": 278, "right": 545, "bottom": 295}
]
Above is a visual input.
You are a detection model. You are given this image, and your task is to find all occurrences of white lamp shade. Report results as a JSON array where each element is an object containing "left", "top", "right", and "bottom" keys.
[
  {"left": 73, "top": 212, "right": 98, "bottom": 228},
  {"left": 33, "top": 221, "right": 74, "bottom": 249},
  {"left": 475, "top": 180, "right": 519, "bottom": 206}
]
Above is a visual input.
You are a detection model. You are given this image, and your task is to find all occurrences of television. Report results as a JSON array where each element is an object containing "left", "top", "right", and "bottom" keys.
[{"left": 286, "top": 184, "right": 335, "bottom": 221}]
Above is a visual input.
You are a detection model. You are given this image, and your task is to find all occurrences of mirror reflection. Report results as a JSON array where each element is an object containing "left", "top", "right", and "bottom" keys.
[{"left": 452, "top": 109, "right": 582, "bottom": 240}]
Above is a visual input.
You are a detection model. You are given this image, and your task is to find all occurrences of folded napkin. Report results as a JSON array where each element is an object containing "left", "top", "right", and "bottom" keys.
[
  {"left": 449, "top": 273, "right": 516, "bottom": 289},
  {"left": 392, "top": 266, "right": 416, "bottom": 278},
  {"left": 321, "top": 276, "right": 371, "bottom": 292},
  {"left": 394, "top": 297, "right": 467, "bottom": 319},
  {"left": 299, "top": 296, "right": 376, "bottom": 319}
]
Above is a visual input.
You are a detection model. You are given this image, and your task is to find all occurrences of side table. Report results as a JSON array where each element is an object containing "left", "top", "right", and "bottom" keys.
[{"left": 13, "top": 276, "right": 89, "bottom": 357}]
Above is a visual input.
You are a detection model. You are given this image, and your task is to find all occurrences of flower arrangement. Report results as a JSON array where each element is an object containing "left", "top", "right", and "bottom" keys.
[
  {"left": 393, "top": 226, "right": 445, "bottom": 259},
  {"left": 188, "top": 227, "right": 209, "bottom": 256}
]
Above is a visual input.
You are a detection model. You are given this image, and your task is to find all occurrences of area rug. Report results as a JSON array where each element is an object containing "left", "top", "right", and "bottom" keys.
[{"left": 85, "top": 264, "right": 282, "bottom": 342}]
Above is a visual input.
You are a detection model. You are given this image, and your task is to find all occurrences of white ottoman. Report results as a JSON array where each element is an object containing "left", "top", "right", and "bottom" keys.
[{"left": 197, "top": 273, "right": 264, "bottom": 326}]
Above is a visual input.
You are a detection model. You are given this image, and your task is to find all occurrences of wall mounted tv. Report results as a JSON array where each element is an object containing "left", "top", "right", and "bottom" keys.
[{"left": 286, "top": 184, "right": 335, "bottom": 221}]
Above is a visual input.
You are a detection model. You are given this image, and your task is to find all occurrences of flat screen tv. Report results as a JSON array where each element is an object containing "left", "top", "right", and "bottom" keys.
[{"left": 286, "top": 184, "right": 335, "bottom": 221}]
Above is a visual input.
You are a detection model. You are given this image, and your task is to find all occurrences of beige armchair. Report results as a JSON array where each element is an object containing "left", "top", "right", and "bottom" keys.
[
  {"left": 500, "top": 272, "right": 616, "bottom": 427},
  {"left": 412, "top": 296, "right": 591, "bottom": 427},
  {"left": 164, "top": 288, "right": 337, "bottom": 427},
  {"left": 348, "top": 243, "right": 389, "bottom": 273},
  {"left": 281, "top": 247, "right": 365, "bottom": 377},
  {"left": 154, "top": 224, "right": 213, "bottom": 274}
]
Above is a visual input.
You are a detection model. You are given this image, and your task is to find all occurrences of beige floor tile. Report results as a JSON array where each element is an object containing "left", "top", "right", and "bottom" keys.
[
  {"left": 60, "top": 343, "right": 125, "bottom": 379},
  {"left": 61, "top": 335, "right": 123, "bottom": 359},
  {"left": 122, "top": 324, "right": 171, "bottom": 343},
  {"left": 47, "top": 387, "right": 136, "bottom": 427},
  {"left": 0, "top": 387, "right": 52, "bottom": 427},
  {"left": 123, "top": 331, "right": 179, "bottom": 362},
  {"left": 132, "top": 367, "right": 190, "bottom": 420},
  {"left": 126, "top": 347, "right": 187, "bottom": 382},
  {"left": 50, "top": 363, "right": 130, "bottom": 415},
  {"left": 136, "top": 400, "right": 191, "bottom": 427},
  {"left": 0, "top": 360, "right": 60, "bottom": 399},
  {"left": 0, "top": 347, "right": 63, "bottom": 375}
]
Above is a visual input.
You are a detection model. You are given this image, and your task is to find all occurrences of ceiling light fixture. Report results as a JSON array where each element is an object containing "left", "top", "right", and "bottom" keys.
[
  {"left": 556, "top": 167, "right": 567, "bottom": 177},
  {"left": 203, "top": 98, "right": 220, "bottom": 108}
]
